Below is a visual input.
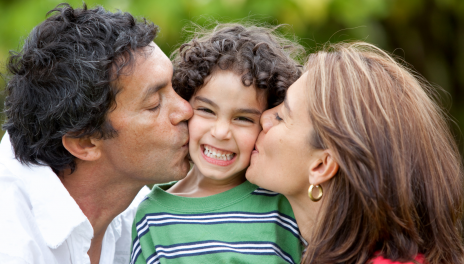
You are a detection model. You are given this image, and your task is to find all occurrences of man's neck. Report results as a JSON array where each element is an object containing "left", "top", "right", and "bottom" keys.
[{"left": 59, "top": 162, "right": 145, "bottom": 264}]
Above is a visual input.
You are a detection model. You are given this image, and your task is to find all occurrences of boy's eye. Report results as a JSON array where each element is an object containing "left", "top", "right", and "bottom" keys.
[
  {"left": 198, "top": 107, "right": 214, "bottom": 114},
  {"left": 235, "top": 116, "right": 254, "bottom": 123},
  {"left": 275, "top": 113, "right": 283, "bottom": 121}
]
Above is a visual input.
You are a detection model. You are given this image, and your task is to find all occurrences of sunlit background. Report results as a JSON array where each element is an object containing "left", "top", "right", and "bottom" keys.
[{"left": 1, "top": 0, "right": 463, "bottom": 153}]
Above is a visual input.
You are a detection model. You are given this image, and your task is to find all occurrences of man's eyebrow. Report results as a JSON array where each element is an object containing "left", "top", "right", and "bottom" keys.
[
  {"left": 194, "top": 96, "right": 218, "bottom": 108},
  {"left": 284, "top": 96, "right": 292, "bottom": 116},
  {"left": 142, "top": 80, "right": 169, "bottom": 102},
  {"left": 235, "top": 108, "right": 262, "bottom": 116}
]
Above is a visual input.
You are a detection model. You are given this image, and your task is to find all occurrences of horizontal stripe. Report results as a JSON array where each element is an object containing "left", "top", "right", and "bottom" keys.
[
  {"left": 146, "top": 240, "right": 295, "bottom": 264},
  {"left": 251, "top": 188, "right": 279, "bottom": 196},
  {"left": 137, "top": 211, "right": 298, "bottom": 228},
  {"left": 135, "top": 211, "right": 300, "bottom": 239}
]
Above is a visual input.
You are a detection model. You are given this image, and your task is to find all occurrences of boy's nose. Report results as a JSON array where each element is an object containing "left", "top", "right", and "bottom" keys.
[{"left": 211, "top": 119, "right": 231, "bottom": 140}]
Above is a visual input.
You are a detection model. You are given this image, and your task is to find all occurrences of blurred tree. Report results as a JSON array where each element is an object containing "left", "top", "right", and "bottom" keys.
[{"left": 1, "top": 0, "right": 463, "bottom": 153}]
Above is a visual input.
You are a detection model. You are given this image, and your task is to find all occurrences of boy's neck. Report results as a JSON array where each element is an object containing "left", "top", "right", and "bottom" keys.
[{"left": 167, "top": 165, "right": 246, "bottom": 197}]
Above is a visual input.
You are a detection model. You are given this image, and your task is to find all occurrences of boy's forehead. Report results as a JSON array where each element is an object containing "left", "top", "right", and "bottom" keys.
[{"left": 192, "top": 71, "right": 267, "bottom": 113}]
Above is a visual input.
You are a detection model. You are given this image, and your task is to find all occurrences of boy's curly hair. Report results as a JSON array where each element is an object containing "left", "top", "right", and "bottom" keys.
[{"left": 171, "top": 23, "right": 305, "bottom": 108}]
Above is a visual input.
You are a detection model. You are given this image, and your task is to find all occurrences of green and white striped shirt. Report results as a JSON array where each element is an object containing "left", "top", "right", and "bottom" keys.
[{"left": 130, "top": 180, "right": 305, "bottom": 264}]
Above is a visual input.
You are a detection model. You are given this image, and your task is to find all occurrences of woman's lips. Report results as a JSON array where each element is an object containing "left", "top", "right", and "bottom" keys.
[{"left": 251, "top": 144, "right": 259, "bottom": 154}]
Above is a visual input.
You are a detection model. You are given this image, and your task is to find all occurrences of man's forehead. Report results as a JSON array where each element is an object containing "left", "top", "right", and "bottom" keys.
[
  {"left": 143, "top": 42, "right": 171, "bottom": 72},
  {"left": 144, "top": 42, "right": 164, "bottom": 61},
  {"left": 112, "top": 42, "right": 172, "bottom": 89},
  {"left": 112, "top": 42, "right": 167, "bottom": 72},
  {"left": 144, "top": 43, "right": 173, "bottom": 85}
]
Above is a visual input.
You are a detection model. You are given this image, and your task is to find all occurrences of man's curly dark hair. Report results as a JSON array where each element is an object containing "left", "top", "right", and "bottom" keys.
[
  {"left": 3, "top": 3, "right": 158, "bottom": 173},
  {"left": 171, "top": 23, "right": 304, "bottom": 108}
]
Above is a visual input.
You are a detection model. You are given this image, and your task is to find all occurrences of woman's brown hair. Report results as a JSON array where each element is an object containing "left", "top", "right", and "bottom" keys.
[{"left": 303, "top": 42, "right": 464, "bottom": 264}]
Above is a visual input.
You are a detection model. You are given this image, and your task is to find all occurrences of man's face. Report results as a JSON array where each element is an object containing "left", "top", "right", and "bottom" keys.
[{"left": 99, "top": 42, "right": 193, "bottom": 184}]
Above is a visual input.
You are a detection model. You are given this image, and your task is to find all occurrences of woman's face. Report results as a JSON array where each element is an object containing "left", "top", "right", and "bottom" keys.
[{"left": 246, "top": 72, "right": 317, "bottom": 197}]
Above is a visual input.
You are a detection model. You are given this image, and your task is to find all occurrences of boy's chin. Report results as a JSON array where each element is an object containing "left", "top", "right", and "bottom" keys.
[{"left": 200, "top": 168, "right": 248, "bottom": 182}]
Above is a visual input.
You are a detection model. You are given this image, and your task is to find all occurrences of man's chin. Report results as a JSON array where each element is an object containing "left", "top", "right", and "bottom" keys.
[{"left": 173, "top": 158, "right": 191, "bottom": 181}]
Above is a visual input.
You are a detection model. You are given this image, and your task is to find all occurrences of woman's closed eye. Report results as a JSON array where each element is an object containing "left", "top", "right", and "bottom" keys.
[{"left": 275, "top": 113, "right": 283, "bottom": 121}]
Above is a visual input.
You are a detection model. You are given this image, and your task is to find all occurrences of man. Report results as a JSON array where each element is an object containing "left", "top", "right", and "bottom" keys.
[{"left": 0, "top": 3, "right": 192, "bottom": 264}]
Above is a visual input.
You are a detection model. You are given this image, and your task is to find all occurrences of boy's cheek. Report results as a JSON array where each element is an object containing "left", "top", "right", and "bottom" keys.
[
  {"left": 238, "top": 131, "right": 260, "bottom": 158},
  {"left": 187, "top": 115, "right": 204, "bottom": 137}
]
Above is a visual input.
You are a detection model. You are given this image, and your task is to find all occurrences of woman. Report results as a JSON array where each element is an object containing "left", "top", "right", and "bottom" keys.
[{"left": 246, "top": 42, "right": 464, "bottom": 263}]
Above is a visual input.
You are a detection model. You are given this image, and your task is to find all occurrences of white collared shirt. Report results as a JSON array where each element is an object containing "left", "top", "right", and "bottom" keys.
[{"left": 0, "top": 133, "right": 150, "bottom": 264}]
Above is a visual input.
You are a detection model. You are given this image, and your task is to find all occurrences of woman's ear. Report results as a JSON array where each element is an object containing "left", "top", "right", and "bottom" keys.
[
  {"left": 62, "top": 135, "right": 101, "bottom": 161},
  {"left": 308, "top": 150, "right": 339, "bottom": 185}
]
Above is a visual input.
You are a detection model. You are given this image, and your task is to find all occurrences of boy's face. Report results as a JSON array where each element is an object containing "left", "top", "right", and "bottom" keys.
[{"left": 188, "top": 70, "right": 266, "bottom": 183}]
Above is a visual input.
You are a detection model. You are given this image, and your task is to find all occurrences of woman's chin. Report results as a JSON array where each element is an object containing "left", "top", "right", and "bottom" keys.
[{"left": 245, "top": 164, "right": 258, "bottom": 184}]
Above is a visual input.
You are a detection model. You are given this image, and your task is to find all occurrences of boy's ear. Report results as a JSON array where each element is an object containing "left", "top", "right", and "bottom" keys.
[
  {"left": 62, "top": 135, "right": 101, "bottom": 161},
  {"left": 308, "top": 150, "right": 339, "bottom": 185}
]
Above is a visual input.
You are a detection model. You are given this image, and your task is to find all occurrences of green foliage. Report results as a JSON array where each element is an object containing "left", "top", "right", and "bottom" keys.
[{"left": 1, "top": 0, "right": 464, "bottom": 153}]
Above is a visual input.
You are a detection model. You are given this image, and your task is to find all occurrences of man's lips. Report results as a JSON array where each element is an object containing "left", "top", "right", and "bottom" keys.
[{"left": 182, "top": 139, "right": 189, "bottom": 147}]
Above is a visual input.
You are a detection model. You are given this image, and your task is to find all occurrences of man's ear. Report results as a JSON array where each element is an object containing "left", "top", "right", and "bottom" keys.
[
  {"left": 62, "top": 135, "right": 101, "bottom": 161},
  {"left": 309, "top": 150, "right": 339, "bottom": 185}
]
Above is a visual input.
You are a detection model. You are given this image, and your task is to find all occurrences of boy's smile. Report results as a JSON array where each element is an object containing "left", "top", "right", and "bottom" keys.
[
  {"left": 187, "top": 70, "right": 266, "bottom": 183},
  {"left": 201, "top": 144, "right": 237, "bottom": 166}
]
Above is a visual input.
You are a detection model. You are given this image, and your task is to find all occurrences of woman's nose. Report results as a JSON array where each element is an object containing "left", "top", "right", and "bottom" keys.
[{"left": 260, "top": 108, "right": 276, "bottom": 134}]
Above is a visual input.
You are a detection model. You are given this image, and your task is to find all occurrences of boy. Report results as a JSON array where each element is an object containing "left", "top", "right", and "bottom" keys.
[{"left": 131, "top": 24, "right": 305, "bottom": 264}]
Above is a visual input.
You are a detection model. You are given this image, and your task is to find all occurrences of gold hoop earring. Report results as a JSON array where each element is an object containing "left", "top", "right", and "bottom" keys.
[{"left": 308, "top": 185, "right": 323, "bottom": 202}]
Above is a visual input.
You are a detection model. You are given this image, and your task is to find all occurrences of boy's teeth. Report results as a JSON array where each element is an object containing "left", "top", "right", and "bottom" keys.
[{"left": 203, "top": 145, "right": 235, "bottom": 161}]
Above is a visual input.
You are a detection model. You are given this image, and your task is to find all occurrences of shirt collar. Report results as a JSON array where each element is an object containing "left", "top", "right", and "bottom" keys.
[{"left": 0, "top": 133, "right": 92, "bottom": 249}]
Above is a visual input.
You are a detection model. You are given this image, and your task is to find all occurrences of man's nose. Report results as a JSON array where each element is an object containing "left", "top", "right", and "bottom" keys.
[
  {"left": 260, "top": 107, "right": 277, "bottom": 134},
  {"left": 170, "top": 89, "right": 193, "bottom": 125}
]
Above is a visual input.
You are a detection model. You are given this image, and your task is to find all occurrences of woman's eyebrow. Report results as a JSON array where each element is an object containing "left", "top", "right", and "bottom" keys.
[
  {"left": 194, "top": 96, "right": 218, "bottom": 108},
  {"left": 284, "top": 97, "right": 292, "bottom": 117}
]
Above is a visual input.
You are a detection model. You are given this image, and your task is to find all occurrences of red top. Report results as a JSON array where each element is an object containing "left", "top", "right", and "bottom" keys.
[{"left": 370, "top": 254, "right": 425, "bottom": 264}]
